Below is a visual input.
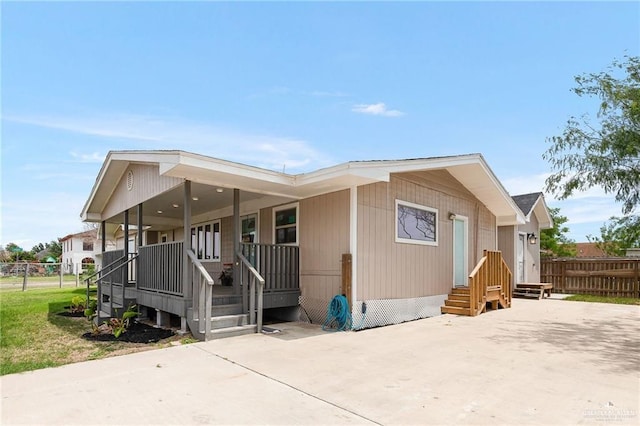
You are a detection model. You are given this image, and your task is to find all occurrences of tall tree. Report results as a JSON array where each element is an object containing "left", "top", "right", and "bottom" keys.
[
  {"left": 588, "top": 215, "right": 640, "bottom": 256},
  {"left": 543, "top": 56, "right": 640, "bottom": 215},
  {"left": 31, "top": 243, "right": 46, "bottom": 254},
  {"left": 540, "top": 207, "right": 577, "bottom": 258},
  {"left": 46, "top": 240, "right": 63, "bottom": 259}
]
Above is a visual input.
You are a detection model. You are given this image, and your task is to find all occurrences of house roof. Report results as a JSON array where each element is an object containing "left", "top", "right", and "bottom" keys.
[
  {"left": 575, "top": 242, "right": 607, "bottom": 258},
  {"left": 82, "top": 150, "right": 526, "bottom": 226},
  {"left": 58, "top": 229, "right": 98, "bottom": 242},
  {"left": 511, "top": 192, "right": 553, "bottom": 229}
]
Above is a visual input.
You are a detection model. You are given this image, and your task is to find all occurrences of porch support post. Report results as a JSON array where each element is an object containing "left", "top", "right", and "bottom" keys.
[
  {"left": 233, "top": 188, "right": 241, "bottom": 298},
  {"left": 183, "top": 181, "right": 192, "bottom": 303},
  {"left": 136, "top": 203, "right": 143, "bottom": 288},
  {"left": 137, "top": 203, "right": 143, "bottom": 247},
  {"left": 124, "top": 210, "right": 129, "bottom": 259},
  {"left": 350, "top": 186, "right": 358, "bottom": 318},
  {"left": 101, "top": 220, "right": 106, "bottom": 253}
]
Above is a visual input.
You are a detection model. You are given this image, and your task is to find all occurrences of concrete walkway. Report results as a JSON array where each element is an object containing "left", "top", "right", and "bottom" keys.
[{"left": 2, "top": 299, "right": 639, "bottom": 425}]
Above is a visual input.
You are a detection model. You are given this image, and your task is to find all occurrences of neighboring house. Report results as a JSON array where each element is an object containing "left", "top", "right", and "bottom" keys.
[
  {"left": 575, "top": 242, "right": 607, "bottom": 258},
  {"left": 626, "top": 248, "right": 640, "bottom": 257},
  {"left": 59, "top": 230, "right": 115, "bottom": 274},
  {"left": 498, "top": 192, "right": 553, "bottom": 286},
  {"left": 81, "top": 150, "right": 525, "bottom": 339}
]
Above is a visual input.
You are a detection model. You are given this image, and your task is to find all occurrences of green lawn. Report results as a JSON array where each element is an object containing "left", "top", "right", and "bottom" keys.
[
  {"left": 563, "top": 294, "right": 640, "bottom": 305},
  {"left": 0, "top": 287, "right": 182, "bottom": 376}
]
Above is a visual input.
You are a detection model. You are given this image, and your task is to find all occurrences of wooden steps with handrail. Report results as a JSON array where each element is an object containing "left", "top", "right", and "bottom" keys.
[{"left": 441, "top": 250, "right": 513, "bottom": 317}]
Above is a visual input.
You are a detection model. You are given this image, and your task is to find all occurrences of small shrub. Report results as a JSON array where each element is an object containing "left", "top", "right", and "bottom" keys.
[
  {"left": 103, "top": 305, "right": 138, "bottom": 338},
  {"left": 69, "top": 296, "right": 86, "bottom": 314}
]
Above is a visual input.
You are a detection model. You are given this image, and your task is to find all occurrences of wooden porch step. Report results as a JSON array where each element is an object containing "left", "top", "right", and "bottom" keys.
[
  {"left": 451, "top": 287, "right": 470, "bottom": 295},
  {"left": 207, "top": 324, "right": 257, "bottom": 339},
  {"left": 513, "top": 288, "right": 544, "bottom": 299},
  {"left": 444, "top": 299, "right": 470, "bottom": 308},
  {"left": 441, "top": 305, "right": 472, "bottom": 316},
  {"left": 447, "top": 294, "right": 470, "bottom": 302},
  {"left": 212, "top": 303, "right": 244, "bottom": 316},
  {"left": 210, "top": 314, "right": 249, "bottom": 330}
]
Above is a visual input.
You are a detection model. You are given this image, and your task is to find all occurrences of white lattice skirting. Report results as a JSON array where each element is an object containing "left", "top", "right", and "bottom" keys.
[{"left": 299, "top": 294, "right": 447, "bottom": 330}]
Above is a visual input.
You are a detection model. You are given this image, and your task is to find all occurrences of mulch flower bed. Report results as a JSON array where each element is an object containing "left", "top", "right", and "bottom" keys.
[
  {"left": 82, "top": 321, "right": 175, "bottom": 343},
  {"left": 58, "top": 307, "right": 176, "bottom": 343}
]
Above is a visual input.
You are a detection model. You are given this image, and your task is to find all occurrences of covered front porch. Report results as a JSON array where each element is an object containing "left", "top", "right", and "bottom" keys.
[
  {"left": 86, "top": 164, "right": 304, "bottom": 339},
  {"left": 95, "top": 239, "right": 300, "bottom": 339}
]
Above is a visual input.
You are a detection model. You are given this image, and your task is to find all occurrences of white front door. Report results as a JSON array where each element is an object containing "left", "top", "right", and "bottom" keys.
[
  {"left": 453, "top": 216, "right": 468, "bottom": 287},
  {"left": 517, "top": 233, "right": 526, "bottom": 284}
]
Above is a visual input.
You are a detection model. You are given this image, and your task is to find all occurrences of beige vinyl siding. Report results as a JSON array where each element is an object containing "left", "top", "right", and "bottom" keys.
[
  {"left": 498, "top": 225, "right": 518, "bottom": 287},
  {"left": 299, "top": 190, "right": 350, "bottom": 301},
  {"left": 103, "top": 164, "right": 182, "bottom": 220},
  {"left": 260, "top": 208, "right": 273, "bottom": 244},
  {"left": 357, "top": 170, "right": 497, "bottom": 300},
  {"left": 477, "top": 207, "right": 497, "bottom": 258}
]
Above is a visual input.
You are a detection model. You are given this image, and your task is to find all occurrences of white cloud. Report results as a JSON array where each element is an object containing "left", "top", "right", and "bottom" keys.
[
  {"left": 3, "top": 113, "right": 331, "bottom": 173},
  {"left": 70, "top": 151, "right": 106, "bottom": 163},
  {"left": 0, "top": 192, "right": 87, "bottom": 248},
  {"left": 502, "top": 172, "right": 612, "bottom": 202},
  {"left": 502, "top": 173, "right": 549, "bottom": 197},
  {"left": 307, "top": 90, "right": 349, "bottom": 98},
  {"left": 249, "top": 87, "right": 348, "bottom": 99},
  {"left": 352, "top": 102, "right": 405, "bottom": 117}
]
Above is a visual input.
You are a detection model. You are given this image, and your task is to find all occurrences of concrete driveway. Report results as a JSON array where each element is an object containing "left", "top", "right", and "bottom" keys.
[{"left": 2, "top": 298, "right": 639, "bottom": 425}]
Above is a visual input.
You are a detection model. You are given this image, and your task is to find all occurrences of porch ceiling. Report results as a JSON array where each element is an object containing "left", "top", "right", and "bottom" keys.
[{"left": 103, "top": 182, "right": 274, "bottom": 231}]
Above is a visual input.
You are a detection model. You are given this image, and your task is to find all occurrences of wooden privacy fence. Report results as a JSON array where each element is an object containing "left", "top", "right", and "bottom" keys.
[{"left": 540, "top": 258, "right": 640, "bottom": 298}]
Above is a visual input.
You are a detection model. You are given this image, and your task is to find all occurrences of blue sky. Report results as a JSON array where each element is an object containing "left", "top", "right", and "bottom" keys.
[{"left": 1, "top": 1, "right": 638, "bottom": 249}]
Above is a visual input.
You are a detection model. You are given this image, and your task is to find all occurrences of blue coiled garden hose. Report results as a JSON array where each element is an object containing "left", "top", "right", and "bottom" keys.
[{"left": 322, "top": 295, "right": 366, "bottom": 332}]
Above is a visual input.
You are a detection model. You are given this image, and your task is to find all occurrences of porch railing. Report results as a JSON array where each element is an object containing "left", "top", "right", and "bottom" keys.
[
  {"left": 188, "top": 250, "right": 214, "bottom": 337},
  {"left": 469, "top": 250, "right": 512, "bottom": 316},
  {"left": 240, "top": 243, "right": 299, "bottom": 292},
  {"left": 237, "top": 251, "right": 265, "bottom": 333},
  {"left": 138, "top": 241, "right": 184, "bottom": 296},
  {"left": 84, "top": 251, "right": 126, "bottom": 308},
  {"left": 86, "top": 249, "right": 138, "bottom": 319}
]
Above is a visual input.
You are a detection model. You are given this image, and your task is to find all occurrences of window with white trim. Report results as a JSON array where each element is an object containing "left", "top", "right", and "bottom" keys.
[
  {"left": 241, "top": 213, "right": 258, "bottom": 243},
  {"left": 395, "top": 199, "right": 438, "bottom": 246},
  {"left": 190, "top": 220, "right": 221, "bottom": 261},
  {"left": 273, "top": 204, "right": 298, "bottom": 245}
]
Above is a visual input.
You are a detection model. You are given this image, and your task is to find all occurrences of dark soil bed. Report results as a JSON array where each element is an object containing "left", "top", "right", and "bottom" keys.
[
  {"left": 82, "top": 321, "right": 175, "bottom": 343},
  {"left": 58, "top": 311, "right": 85, "bottom": 318}
]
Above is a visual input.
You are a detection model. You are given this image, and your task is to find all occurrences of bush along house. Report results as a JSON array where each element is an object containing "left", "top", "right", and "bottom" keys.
[{"left": 81, "top": 150, "right": 525, "bottom": 340}]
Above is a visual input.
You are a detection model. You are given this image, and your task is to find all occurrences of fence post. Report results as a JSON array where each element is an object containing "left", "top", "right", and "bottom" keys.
[
  {"left": 59, "top": 263, "right": 63, "bottom": 288},
  {"left": 22, "top": 263, "right": 29, "bottom": 291},
  {"left": 75, "top": 267, "right": 80, "bottom": 287},
  {"left": 632, "top": 262, "right": 640, "bottom": 297}
]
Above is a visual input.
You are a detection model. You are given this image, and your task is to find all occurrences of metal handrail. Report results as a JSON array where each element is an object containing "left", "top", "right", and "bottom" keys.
[
  {"left": 84, "top": 255, "right": 127, "bottom": 307},
  {"left": 87, "top": 254, "right": 138, "bottom": 318},
  {"left": 187, "top": 250, "right": 214, "bottom": 337},
  {"left": 237, "top": 251, "right": 265, "bottom": 333}
]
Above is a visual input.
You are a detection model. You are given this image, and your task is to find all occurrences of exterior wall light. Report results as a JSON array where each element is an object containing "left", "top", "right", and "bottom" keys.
[
  {"left": 527, "top": 233, "right": 537, "bottom": 245},
  {"left": 448, "top": 212, "right": 457, "bottom": 220}
]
